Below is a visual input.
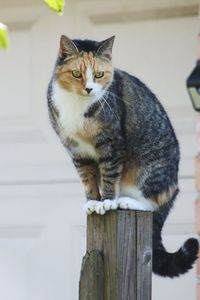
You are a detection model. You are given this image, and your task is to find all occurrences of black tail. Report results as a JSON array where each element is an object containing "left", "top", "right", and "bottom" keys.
[{"left": 153, "top": 190, "right": 199, "bottom": 278}]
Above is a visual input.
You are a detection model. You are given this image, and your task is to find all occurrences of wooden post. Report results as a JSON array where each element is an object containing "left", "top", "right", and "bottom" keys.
[{"left": 79, "top": 210, "right": 152, "bottom": 300}]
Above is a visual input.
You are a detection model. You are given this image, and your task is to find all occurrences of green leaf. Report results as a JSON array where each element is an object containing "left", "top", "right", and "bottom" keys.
[
  {"left": 44, "top": 0, "right": 65, "bottom": 14},
  {"left": 0, "top": 23, "right": 8, "bottom": 49}
]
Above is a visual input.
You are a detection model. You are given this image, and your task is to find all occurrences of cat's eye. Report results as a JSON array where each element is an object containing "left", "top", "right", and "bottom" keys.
[
  {"left": 95, "top": 71, "right": 104, "bottom": 79},
  {"left": 72, "top": 70, "right": 82, "bottom": 78}
]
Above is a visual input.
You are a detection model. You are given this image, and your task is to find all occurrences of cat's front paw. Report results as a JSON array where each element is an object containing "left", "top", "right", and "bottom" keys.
[
  {"left": 83, "top": 200, "right": 99, "bottom": 215},
  {"left": 83, "top": 199, "right": 117, "bottom": 215},
  {"left": 102, "top": 199, "right": 117, "bottom": 212},
  {"left": 117, "top": 197, "right": 149, "bottom": 211}
]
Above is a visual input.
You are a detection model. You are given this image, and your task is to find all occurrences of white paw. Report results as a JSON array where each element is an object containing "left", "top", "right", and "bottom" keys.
[
  {"left": 117, "top": 197, "right": 151, "bottom": 211},
  {"left": 83, "top": 199, "right": 117, "bottom": 215},
  {"left": 103, "top": 199, "right": 118, "bottom": 211},
  {"left": 83, "top": 200, "right": 99, "bottom": 215},
  {"left": 95, "top": 199, "right": 117, "bottom": 215}
]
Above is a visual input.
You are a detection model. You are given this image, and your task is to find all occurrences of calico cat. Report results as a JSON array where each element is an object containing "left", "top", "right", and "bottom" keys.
[{"left": 47, "top": 35, "right": 199, "bottom": 277}]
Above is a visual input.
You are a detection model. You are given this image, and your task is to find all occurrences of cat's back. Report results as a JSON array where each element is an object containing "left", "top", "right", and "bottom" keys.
[
  {"left": 110, "top": 68, "right": 179, "bottom": 161},
  {"left": 112, "top": 68, "right": 176, "bottom": 134},
  {"left": 112, "top": 68, "right": 166, "bottom": 112}
]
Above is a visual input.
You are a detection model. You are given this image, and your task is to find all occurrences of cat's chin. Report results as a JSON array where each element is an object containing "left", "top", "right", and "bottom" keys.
[
  {"left": 73, "top": 91, "right": 103, "bottom": 102},
  {"left": 82, "top": 92, "right": 104, "bottom": 100},
  {"left": 82, "top": 93, "right": 96, "bottom": 98}
]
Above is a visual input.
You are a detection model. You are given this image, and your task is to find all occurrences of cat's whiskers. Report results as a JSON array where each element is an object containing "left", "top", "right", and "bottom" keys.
[
  {"left": 101, "top": 95, "right": 112, "bottom": 113},
  {"left": 98, "top": 97, "right": 106, "bottom": 120},
  {"left": 105, "top": 90, "right": 132, "bottom": 107},
  {"left": 101, "top": 94, "right": 119, "bottom": 121}
]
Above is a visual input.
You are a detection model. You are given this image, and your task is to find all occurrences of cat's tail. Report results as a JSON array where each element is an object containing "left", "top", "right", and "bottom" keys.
[{"left": 153, "top": 190, "right": 199, "bottom": 278}]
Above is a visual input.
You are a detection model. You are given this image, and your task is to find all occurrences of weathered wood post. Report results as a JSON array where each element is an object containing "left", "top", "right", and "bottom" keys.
[{"left": 79, "top": 210, "right": 152, "bottom": 300}]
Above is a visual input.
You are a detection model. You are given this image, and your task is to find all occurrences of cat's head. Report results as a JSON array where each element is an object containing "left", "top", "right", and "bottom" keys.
[{"left": 55, "top": 35, "right": 115, "bottom": 99}]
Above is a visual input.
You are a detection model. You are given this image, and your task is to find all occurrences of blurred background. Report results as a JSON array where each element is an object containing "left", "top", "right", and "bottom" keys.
[{"left": 0, "top": 0, "right": 199, "bottom": 299}]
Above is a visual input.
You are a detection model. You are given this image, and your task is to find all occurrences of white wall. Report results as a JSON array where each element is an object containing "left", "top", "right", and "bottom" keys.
[
  {"left": 0, "top": 1, "right": 199, "bottom": 299},
  {"left": 0, "top": 240, "right": 30, "bottom": 300}
]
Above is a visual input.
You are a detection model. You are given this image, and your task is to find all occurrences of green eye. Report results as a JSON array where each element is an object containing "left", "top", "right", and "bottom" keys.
[
  {"left": 95, "top": 71, "right": 104, "bottom": 79},
  {"left": 72, "top": 70, "right": 82, "bottom": 78}
]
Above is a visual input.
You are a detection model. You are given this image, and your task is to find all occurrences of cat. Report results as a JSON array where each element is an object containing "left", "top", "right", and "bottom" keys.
[{"left": 47, "top": 35, "right": 199, "bottom": 277}]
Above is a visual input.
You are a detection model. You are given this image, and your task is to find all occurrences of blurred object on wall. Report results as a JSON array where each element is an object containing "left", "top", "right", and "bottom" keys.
[
  {"left": 187, "top": 59, "right": 200, "bottom": 111},
  {"left": 0, "top": 23, "right": 8, "bottom": 49},
  {"left": 44, "top": 0, "right": 65, "bottom": 14}
]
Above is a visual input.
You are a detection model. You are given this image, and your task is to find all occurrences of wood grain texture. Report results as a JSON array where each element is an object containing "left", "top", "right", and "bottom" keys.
[
  {"left": 83, "top": 210, "right": 152, "bottom": 300},
  {"left": 79, "top": 250, "right": 104, "bottom": 300},
  {"left": 136, "top": 212, "right": 152, "bottom": 300}
]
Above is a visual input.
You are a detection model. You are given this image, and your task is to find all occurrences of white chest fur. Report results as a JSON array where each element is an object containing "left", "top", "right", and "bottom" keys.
[
  {"left": 52, "top": 82, "right": 98, "bottom": 159},
  {"left": 53, "top": 82, "right": 89, "bottom": 135}
]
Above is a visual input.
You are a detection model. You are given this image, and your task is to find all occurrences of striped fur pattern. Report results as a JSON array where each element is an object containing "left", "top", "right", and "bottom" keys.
[{"left": 47, "top": 35, "right": 199, "bottom": 277}]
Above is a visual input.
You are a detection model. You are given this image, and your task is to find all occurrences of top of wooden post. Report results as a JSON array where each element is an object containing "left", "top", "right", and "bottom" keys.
[{"left": 80, "top": 210, "right": 153, "bottom": 300}]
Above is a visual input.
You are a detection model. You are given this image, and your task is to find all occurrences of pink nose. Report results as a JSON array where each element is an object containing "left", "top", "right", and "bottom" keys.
[{"left": 85, "top": 88, "right": 93, "bottom": 94}]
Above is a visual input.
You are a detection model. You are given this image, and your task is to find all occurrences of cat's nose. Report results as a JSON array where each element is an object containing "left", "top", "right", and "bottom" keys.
[{"left": 85, "top": 88, "right": 93, "bottom": 94}]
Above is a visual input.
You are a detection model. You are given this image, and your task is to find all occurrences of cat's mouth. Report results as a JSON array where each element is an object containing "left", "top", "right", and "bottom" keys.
[
  {"left": 72, "top": 88, "right": 104, "bottom": 100},
  {"left": 83, "top": 91, "right": 94, "bottom": 97},
  {"left": 82, "top": 89, "right": 103, "bottom": 100}
]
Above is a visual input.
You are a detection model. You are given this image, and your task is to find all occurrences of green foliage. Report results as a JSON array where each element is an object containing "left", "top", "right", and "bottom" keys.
[
  {"left": 0, "top": 23, "right": 8, "bottom": 49},
  {"left": 44, "top": 0, "right": 65, "bottom": 14},
  {"left": 0, "top": 0, "right": 65, "bottom": 50}
]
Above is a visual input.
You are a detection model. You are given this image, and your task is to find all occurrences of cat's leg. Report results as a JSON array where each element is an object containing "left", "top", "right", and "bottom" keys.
[
  {"left": 73, "top": 158, "right": 102, "bottom": 214},
  {"left": 117, "top": 196, "right": 157, "bottom": 211},
  {"left": 118, "top": 165, "right": 158, "bottom": 211},
  {"left": 93, "top": 136, "right": 125, "bottom": 214},
  {"left": 73, "top": 157, "right": 117, "bottom": 214},
  {"left": 96, "top": 156, "right": 124, "bottom": 214},
  {"left": 138, "top": 162, "right": 179, "bottom": 209},
  {"left": 118, "top": 163, "right": 178, "bottom": 211},
  {"left": 117, "top": 192, "right": 157, "bottom": 211},
  {"left": 83, "top": 157, "right": 122, "bottom": 215}
]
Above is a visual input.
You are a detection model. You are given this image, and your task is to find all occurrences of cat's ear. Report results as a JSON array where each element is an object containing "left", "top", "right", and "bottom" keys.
[
  {"left": 59, "top": 35, "right": 79, "bottom": 59},
  {"left": 96, "top": 36, "right": 115, "bottom": 60}
]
